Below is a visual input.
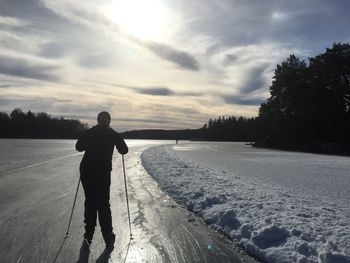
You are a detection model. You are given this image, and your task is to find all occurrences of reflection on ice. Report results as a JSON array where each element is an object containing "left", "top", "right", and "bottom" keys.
[
  {"left": 125, "top": 245, "right": 143, "bottom": 263},
  {"left": 172, "top": 145, "right": 200, "bottom": 151},
  {"left": 172, "top": 143, "right": 212, "bottom": 152},
  {"left": 125, "top": 139, "right": 174, "bottom": 147}
]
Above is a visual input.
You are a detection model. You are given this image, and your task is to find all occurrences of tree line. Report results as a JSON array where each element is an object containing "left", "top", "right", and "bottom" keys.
[
  {"left": 0, "top": 108, "right": 87, "bottom": 139},
  {"left": 122, "top": 117, "right": 259, "bottom": 142},
  {"left": 200, "top": 116, "right": 258, "bottom": 141}
]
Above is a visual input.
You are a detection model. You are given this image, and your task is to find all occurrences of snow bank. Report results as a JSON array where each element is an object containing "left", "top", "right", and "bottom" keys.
[{"left": 141, "top": 145, "right": 350, "bottom": 263}]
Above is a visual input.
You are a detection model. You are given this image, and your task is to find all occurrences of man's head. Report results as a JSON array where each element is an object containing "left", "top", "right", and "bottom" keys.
[{"left": 97, "top": 111, "right": 111, "bottom": 127}]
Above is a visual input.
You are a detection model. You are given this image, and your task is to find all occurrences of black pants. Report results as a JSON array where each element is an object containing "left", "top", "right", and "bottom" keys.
[{"left": 80, "top": 169, "right": 114, "bottom": 244}]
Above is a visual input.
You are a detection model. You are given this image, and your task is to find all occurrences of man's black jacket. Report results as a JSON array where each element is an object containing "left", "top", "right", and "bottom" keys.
[{"left": 76, "top": 125, "right": 128, "bottom": 172}]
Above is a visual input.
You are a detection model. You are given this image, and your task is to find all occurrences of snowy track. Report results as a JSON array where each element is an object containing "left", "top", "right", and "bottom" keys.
[
  {"left": 141, "top": 143, "right": 350, "bottom": 263},
  {"left": 0, "top": 139, "right": 256, "bottom": 263}
]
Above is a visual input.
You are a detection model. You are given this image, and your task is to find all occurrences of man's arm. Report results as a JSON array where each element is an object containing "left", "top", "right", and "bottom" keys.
[
  {"left": 75, "top": 133, "right": 87, "bottom": 152},
  {"left": 114, "top": 132, "right": 128, "bottom": 155}
]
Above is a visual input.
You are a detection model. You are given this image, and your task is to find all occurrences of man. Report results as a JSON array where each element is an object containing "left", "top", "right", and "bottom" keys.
[{"left": 76, "top": 111, "right": 128, "bottom": 252}]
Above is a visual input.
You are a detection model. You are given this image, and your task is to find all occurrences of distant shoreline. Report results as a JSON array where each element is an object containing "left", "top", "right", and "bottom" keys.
[{"left": 253, "top": 142, "right": 350, "bottom": 157}]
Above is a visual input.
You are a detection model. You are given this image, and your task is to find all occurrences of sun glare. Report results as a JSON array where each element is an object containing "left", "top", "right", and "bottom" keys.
[
  {"left": 103, "top": 0, "right": 169, "bottom": 41},
  {"left": 272, "top": 11, "right": 287, "bottom": 20}
]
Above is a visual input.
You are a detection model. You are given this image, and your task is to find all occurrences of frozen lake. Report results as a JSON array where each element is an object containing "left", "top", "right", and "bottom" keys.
[{"left": 171, "top": 142, "right": 350, "bottom": 206}]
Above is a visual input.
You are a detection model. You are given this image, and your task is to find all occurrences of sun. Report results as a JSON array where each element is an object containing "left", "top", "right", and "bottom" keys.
[{"left": 103, "top": 0, "right": 169, "bottom": 41}]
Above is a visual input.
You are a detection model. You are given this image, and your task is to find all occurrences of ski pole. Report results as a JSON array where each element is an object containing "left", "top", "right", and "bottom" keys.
[
  {"left": 122, "top": 155, "right": 133, "bottom": 239},
  {"left": 53, "top": 176, "right": 81, "bottom": 263},
  {"left": 65, "top": 176, "right": 81, "bottom": 236}
]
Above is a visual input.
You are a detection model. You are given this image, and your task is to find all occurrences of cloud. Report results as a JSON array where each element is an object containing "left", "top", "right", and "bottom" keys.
[
  {"left": 0, "top": 16, "right": 29, "bottom": 27},
  {"left": 0, "top": 0, "right": 71, "bottom": 31},
  {"left": 38, "top": 42, "right": 66, "bottom": 58},
  {"left": 0, "top": 88, "right": 130, "bottom": 122},
  {"left": 0, "top": 97, "right": 59, "bottom": 112},
  {"left": 239, "top": 64, "right": 269, "bottom": 94},
  {"left": 209, "top": 43, "right": 305, "bottom": 99},
  {"left": 78, "top": 52, "right": 115, "bottom": 69},
  {"left": 0, "top": 1, "right": 77, "bottom": 60},
  {"left": 117, "top": 118, "right": 171, "bottom": 124},
  {"left": 145, "top": 42, "right": 200, "bottom": 71},
  {"left": 93, "top": 81, "right": 204, "bottom": 97},
  {"left": 147, "top": 103, "right": 201, "bottom": 116},
  {"left": 0, "top": 83, "right": 25, "bottom": 88},
  {"left": 0, "top": 54, "right": 60, "bottom": 81},
  {"left": 1, "top": 0, "right": 112, "bottom": 66},
  {"left": 222, "top": 95, "right": 265, "bottom": 106},
  {"left": 134, "top": 87, "right": 175, "bottom": 96},
  {"left": 40, "top": 0, "right": 200, "bottom": 71},
  {"left": 131, "top": 86, "right": 201, "bottom": 97},
  {"left": 224, "top": 54, "right": 239, "bottom": 65}
]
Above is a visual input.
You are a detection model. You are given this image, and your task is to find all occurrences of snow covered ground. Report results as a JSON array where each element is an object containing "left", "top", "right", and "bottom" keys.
[{"left": 141, "top": 142, "right": 350, "bottom": 263}]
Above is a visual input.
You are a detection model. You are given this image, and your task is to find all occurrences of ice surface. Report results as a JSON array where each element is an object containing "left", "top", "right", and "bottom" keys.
[
  {"left": 0, "top": 139, "right": 77, "bottom": 175},
  {"left": 141, "top": 143, "right": 350, "bottom": 263}
]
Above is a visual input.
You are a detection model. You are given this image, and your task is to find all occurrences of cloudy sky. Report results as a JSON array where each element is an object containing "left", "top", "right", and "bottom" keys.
[{"left": 0, "top": 0, "right": 349, "bottom": 130}]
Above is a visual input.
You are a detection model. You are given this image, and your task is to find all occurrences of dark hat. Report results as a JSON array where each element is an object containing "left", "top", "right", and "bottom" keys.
[{"left": 97, "top": 111, "right": 111, "bottom": 125}]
